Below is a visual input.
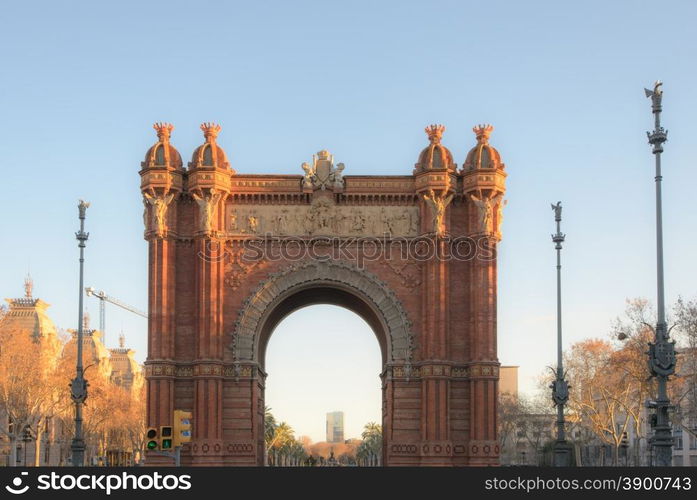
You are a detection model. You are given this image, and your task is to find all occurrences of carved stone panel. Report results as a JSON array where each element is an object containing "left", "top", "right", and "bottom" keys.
[{"left": 225, "top": 199, "right": 419, "bottom": 237}]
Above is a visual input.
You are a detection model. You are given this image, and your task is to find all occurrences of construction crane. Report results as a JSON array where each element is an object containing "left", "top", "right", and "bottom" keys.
[{"left": 84, "top": 287, "right": 148, "bottom": 348}]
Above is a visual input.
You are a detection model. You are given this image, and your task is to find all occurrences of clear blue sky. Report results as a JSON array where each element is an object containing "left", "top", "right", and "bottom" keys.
[{"left": 1, "top": 1, "right": 695, "bottom": 440}]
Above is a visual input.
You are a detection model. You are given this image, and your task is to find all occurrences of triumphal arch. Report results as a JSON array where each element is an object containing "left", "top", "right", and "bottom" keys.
[{"left": 140, "top": 122, "right": 507, "bottom": 466}]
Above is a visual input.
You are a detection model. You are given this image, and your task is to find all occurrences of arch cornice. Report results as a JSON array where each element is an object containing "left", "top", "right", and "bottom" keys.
[{"left": 230, "top": 260, "right": 414, "bottom": 368}]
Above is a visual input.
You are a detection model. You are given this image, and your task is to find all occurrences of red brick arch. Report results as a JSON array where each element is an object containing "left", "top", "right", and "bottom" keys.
[{"left": 141, "top": 124, "right": 506, "bottom": 466}]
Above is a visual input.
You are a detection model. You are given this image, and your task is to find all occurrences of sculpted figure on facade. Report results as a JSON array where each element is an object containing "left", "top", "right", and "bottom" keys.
[
  {"left": 495, "top": 196, "right": 507, "bottom": 234},
  {"left": 273, "top": 210, "right": 290, "bottom": 235},
  {"left": 334, "top": 162, "right": 345, "bottom": 189},
  {"left": 143, "top": 192, "right": 175, "bottom": 237},
  {"left": 469, "top": 191, "right": 500, "bottom": 234},
  {"left": 192, "top": 189, "right": 223, "bottom": 234},
  {"left": 421, "top": 189, "right": 454, "bottom": 235},
  {"left": 380, "top": 207, "right": 393, "bottom": 235},
  {"left": 247, "top": 213, "right": 259, "bottom": 234},
  {"left": 301, "top": 162, "right": 313, "bottom": 189},
  {"left": 351, "top": 209, "right": 366, "bottom": 233},
  {"left": 308, "top": 198, "right": 333, "bottom": 234},
  {"left": 300, "top": 151, "right": 346, "bottom": 190}
]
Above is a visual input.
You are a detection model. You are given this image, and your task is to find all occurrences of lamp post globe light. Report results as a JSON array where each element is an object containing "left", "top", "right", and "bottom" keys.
[
  {"left": 70, "top": 200, "right": 90, "bottom": 467},
  {"left": 644, "top": 81, "right": 676, "bottom": 467}
]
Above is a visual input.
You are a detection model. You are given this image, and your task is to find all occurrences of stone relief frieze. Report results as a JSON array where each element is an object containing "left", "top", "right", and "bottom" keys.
[{"left": 225, "top": 198, "right": 419, "bottom": 237}]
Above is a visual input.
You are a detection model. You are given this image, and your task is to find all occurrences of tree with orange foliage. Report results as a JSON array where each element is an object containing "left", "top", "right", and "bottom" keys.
[
  {"left": 565, "top": 338, "right": 639, "bottom": 465},
  {"left": 0, "top": 327, "right": 66, "bottom": 466},
  {"left": 55, "top": 342, "right": 145, "bottom": 466}
]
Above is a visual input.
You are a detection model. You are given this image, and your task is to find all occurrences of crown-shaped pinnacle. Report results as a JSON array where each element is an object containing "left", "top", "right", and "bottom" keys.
[
  {"left": 425, "top": 124, "right": 445, "bottom": 144},
  {"left": 473, "top": 124, "right": 494, "bottom": 144},
  {"left": 201, "top": 122, "right": 222, "bottom": 142},
  {"left": 153, "top": 122, "right": 174, "bottom": 141}
]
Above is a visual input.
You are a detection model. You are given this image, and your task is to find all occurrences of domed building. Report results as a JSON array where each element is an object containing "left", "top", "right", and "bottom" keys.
[
  {"left": 0, "top": 276, "right": 62, "bottom": 359},
  {"left": 63, "top": 313, "right": 113, "bottom": 380},
  {"left": 189, "top": 122, "right": 233, "bottom": 171},
  {"left": 108, "top": 333, "right": 144, "bottom": 392},
  {"left": 1, "top": 279, "right": 145, "bottom": 466},
  {"left": 413, "top": 124, "right": 456, "bottom": 174},
  {"left": 63, "top": 316, "right": 145, "bottom": 392},
  {"left": 462, "top": 124, "right": 504, "bottom": 171},
  {"left": 0, "top": 278, "right": 63, "bottom": 466},
  {"left": 141, "top": 122, "right": 183, "bottom": 169}
]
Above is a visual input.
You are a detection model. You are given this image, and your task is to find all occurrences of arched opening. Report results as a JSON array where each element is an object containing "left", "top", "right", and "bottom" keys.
[
  {"left": 154, "top": 144, "right": 165, "bottom": 165},
  {"left": 261, "top": 296, "right": 385, "bottom": 467},
  {"left": 257, "top": 286, "right": 389, "bottom": 369},
  {"left": 230, "top": 261, "right": 415, "bottom": 466},
  {"left": 202, "top": 144, "right": 213, "bottom": 165}
]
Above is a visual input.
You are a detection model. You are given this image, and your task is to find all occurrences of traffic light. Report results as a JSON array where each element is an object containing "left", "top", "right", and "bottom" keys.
[
  {"left": 160, "top": 426, "right": 173, "bottom": 450},
  {"left": 173, "top": 410, "right": 193, "bottom": 447},
  {"left": 146, "top": 427, "right": 159, "bottom": 450}
]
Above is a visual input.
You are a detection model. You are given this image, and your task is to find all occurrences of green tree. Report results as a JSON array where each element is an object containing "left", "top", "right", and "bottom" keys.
[
  {"left": 264, "top": 406, "right": 276, "bottom": 447},
  {"left": 357, "top": 422, "right": 382, "bottom": 466}
]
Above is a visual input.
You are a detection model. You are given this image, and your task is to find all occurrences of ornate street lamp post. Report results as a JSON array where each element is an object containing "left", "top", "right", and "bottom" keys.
[
  {"left": 550, "top": 202, "right": 571, "bottom": 466},
  {"left": 70, "top": 200, "right": 90, "bottom": 467},
  {"left": 644, "top": 81, "right": 676, "bottom": 466},
  {"left": 21, "top": 426, "right": 32, "bottom": 467}
]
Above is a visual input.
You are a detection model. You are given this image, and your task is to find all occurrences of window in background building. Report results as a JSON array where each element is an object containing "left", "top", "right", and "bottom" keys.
[{"left": 675, "top": 427, "right": 683, "bottom": 450}]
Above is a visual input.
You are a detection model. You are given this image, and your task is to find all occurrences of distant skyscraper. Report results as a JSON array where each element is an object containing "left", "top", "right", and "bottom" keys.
[{"left": 326, "top": 411, "right": 344, "bottom": 443}]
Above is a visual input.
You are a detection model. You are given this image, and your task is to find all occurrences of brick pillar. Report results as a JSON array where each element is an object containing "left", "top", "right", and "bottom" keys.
[
  {"left": 144, "top": 209, "right": 178, "bottom": 465},
  {"left": 419, "top": 218, "right": 454, "bottom": 465},
  {"left": 190, "top": 231, "right": 226, "bottom": 464},
  {"left": 185, "top": 122, "right": 232, "bottom": 465},
  {"left": 140, "top": 122, "right": 184, "bottom": 465},
  {"left": 467, "top": 233, "right": 500, "bottom": 465},
  {"left": 146, "top": 237, "right": 177, "bottom": 425},
  {"left": 459, "top": 122, "right": 507, "bottom": 465}
]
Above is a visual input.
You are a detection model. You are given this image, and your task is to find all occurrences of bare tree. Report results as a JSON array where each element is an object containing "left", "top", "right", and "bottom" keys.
[
  {"left": 565, "top": 339, "right": 637, "bottom": 465},
  {"left": 674, "top": 297, "right": 697, "bottom": 440}
]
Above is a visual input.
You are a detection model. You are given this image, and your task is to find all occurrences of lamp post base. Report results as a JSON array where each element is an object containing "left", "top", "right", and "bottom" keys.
[
  {"left": 71, "top": 438, "right": 86, "bottom": 467},
  {"left": 553, "top": 440, "right": 573, "bottom": 467}
]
